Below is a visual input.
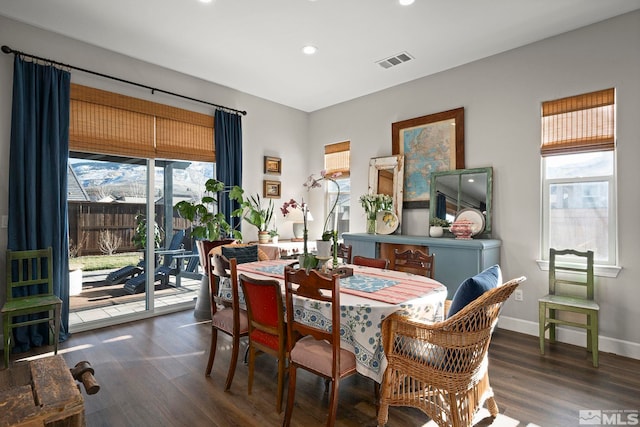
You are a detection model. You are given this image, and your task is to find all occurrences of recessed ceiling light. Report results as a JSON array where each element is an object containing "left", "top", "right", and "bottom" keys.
[
  {"left": 399, "top": 0, "right": 415, "bottom": 5},
  {"left": 302, "top": 45, "right": 317, "bottom": 55},
  {"left": 199, "top": 0, "right": 212, "bottom": 3}
]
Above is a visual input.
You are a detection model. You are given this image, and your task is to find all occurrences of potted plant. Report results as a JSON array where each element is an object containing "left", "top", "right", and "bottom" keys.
[
  {"left": 174, "top": 178, "right": 243, "bottom": 243},
  {"left": 175, "top": 178, "right": 242, "bottom": 321},
  {"left": 429, "top": 217, "right": 450, "bottom": 238},
  {"left": 230, "top": 189, "right": 275, "bottom": 244},
  {"left": 269, "top": 227, "right": 279, "bottom": 244},
  {"left": 132, "top": 213, "right": 163, "bottom": 250},
  {"left": 131, "top": 213, "right": 164, "bottom": 265},
  {"left": 316, "top": 230, "right": 334, "bottom": 258}
]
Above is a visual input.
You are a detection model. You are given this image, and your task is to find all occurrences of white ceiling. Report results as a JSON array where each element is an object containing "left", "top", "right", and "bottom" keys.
[{"left": 1, "top": 0, "right": 639, "bottom": 112}]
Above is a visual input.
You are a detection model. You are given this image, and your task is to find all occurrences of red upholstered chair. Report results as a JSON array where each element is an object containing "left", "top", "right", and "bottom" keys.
[
  {"left": 283, "top": 266, "right": 357, "bottom": 427},
  {"left": 390, "top": 249, "right": 435, "bottom": 279},
  {"left": 205, "top": 256, "right": 248, "bottom": 392},
  {"left": 238, "top": 273, "right": 287, "bottom": 412},
  {"left": 353, "top": 255, "right": 389, "bottom": 269}
]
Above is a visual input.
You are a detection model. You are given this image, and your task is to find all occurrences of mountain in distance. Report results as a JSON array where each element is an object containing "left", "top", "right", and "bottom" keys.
[{"left": 70, "top": 159, "right": 213, "bottom": 201}]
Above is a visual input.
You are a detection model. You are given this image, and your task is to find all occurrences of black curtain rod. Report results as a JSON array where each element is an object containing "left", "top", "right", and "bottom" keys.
[{"left": 1, "top": 45, "right": 247, "bottom": 116}]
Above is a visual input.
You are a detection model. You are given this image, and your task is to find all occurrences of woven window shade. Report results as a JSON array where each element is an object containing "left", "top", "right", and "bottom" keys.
[
  {"left": 69, "top": 99, "right": 155, "bottom": 158},
  {"left": 541, "top": 88, "right": 615, "bottom": 156},
  {"left": 69, "top": 84, "right": 214, "bottom": 160},
  {"left": 156, "top": 118, "right": 214, "bottom": 162},
  {"left": 324, "top": 141, "right": 350, "bottom": 177}
]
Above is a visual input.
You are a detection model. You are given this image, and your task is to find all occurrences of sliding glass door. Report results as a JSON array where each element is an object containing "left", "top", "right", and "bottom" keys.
[{"left": 68, "top": 152, "right": 212, "bottom": 331}]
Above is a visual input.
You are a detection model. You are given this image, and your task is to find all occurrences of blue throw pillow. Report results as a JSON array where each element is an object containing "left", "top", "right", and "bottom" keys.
[
  {"left": 221, "top": 245, "right": 259, "bottom": 265},
  {"left": 447, "top": 265, "right": 502, "bottom": 318}
]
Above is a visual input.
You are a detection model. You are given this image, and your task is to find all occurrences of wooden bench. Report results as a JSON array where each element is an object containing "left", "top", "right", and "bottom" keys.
[{"left": 0, "top": 355, "right": 86, "bottom": 427}]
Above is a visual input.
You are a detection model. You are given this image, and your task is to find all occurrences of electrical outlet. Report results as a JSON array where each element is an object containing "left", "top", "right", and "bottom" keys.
[{"left": 514, "top": 289, "right": 523, "bottom": 301}]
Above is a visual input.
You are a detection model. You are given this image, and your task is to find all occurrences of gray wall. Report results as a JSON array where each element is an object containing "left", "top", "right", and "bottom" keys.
[
  {"left": 0, "top": 11, "right": 638, "bottom": 357},
  {"left": 309, "top": 11, "right": 640, "bottom": 357}
]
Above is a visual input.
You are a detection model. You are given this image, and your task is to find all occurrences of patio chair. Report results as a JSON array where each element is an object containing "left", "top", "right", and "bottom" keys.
[{"left": 123, "top": 230, "right": 186, "bottom": 294}]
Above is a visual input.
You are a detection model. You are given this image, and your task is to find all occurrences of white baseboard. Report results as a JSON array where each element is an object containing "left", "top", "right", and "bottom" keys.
[{"left": 497, "top": 316, "right": 640, "bottom": 361}]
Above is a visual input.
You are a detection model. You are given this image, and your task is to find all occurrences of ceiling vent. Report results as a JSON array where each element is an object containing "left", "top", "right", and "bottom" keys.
[{"left": 376, "top": 52, "right": 414, "bottom": 69}]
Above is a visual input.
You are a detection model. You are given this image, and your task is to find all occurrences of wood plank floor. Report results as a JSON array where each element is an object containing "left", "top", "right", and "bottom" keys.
[{"left": 4, "top": 309, "right": 639, "bottom": 427}]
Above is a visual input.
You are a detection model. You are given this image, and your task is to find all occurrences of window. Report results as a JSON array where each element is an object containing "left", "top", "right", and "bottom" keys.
[
  {"left": 67, "top": 84, "right": 217, "bottom": 329},
  {"left": 324, "top": 141, "right": 350, "bottom": 237},
  {"left": 541, "top": 88, "right": 616, "bottom": 265}
]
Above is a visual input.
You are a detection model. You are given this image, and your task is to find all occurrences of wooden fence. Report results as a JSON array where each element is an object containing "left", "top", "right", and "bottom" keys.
[{"left": 69, "top": 201, "right": 190, "bottom": 256}]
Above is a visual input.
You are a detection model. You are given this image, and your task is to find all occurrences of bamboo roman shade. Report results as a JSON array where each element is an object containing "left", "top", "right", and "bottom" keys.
[
  {"left": 541, "top": 88, "right": 615, "bottom": 156},
  {"left": 324, "top": 141, "right": 350, "bottom": 177},
  {"left": 69, "top": 84, "right": 215, "bottom": 161}
]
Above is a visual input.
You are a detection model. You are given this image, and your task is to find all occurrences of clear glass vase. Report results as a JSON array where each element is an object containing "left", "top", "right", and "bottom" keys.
[{"left": 366, "top": 217, "right": 377, "bottom": 234}]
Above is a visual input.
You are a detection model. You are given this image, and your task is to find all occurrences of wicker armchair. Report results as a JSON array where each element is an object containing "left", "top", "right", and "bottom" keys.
[{"left": 377, "top": 276, "right": 526, "bottom": 427}]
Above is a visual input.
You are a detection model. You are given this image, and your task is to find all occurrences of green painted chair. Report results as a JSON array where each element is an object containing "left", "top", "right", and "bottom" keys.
[
  {"left": 539, "top": 248, "right": 599, "bottom": 367},
  {"left": 2, "top": 247, "right": 62, "bottom": 368}
]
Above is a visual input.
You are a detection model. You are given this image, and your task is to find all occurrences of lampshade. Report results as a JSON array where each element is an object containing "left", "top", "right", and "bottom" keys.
[{"left": 286, "top": 208, "right": 313, "bottom": 222}]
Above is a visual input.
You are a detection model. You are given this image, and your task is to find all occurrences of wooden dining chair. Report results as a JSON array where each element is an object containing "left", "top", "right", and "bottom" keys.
[
  {"left": 353, "top": 255, "right": 389, "bottom": 269},
  {"left": 238, "top": 273, "right": 287, "bottom": 412},
  {"left": 390, "top": 248, "right": 435, "bottom": 278},
  {"left": 378, "top": 276, "right": 527, "bottom": 427},
  {"left": 283, "top": 266, "right": 357, "bottom": 427},
  {"left": 2, "top": 247, "right": 62, "bottom": 368},
  {"left": 337, "top": 243, "right": 352, "bottom": 264},
  {"left": 539, "top": 248, "right": 599, "bottom": 367},
  {"left": 205, "top": 255, "right": 248, "bottom": 391}
]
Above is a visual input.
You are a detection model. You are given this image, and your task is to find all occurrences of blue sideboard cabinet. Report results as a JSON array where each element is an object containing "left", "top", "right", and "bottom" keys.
[{"left": 343, "top": 233, "right": 501, "bottom": 298}]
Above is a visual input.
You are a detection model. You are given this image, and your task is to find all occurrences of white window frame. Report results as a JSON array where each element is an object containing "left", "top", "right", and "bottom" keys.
[
  {"left": 325, "top": 177, "right": 350, "bottom": 238},
  {"left": 539, "top": 155, "right": 621, "bottom": 278}
]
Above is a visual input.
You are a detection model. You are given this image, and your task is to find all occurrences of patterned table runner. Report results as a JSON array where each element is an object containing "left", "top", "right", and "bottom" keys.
[{"left": 236, "top": 260, "right": 441, "bottom": 304}]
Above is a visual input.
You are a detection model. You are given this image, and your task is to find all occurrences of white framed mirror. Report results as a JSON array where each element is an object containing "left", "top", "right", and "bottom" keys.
[{"left": 368, "top": 155, "right": 404, "bottom": 233}]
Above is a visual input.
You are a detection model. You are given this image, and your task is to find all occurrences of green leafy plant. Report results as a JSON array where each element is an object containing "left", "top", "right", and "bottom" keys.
[
  {"left": 132, "top": 213, "right": 163, "bottom": 249},
  {"left": 359, "top": 193, "right": 393, "bottom": 220},
  {"left": 429, "top": 217, "right": 451, "bottom": 227},
  {"left": 268, "top": 227, "right": 279, "bottom": 238},
  {"left": 229, "top": 189, "right": 275, "bottom": 233},
  {"left": 320, "top": 230, "right": 334, "bottom": 241},
  {"left": 174, "top": 179, "right": 243, "bottom": 241}
]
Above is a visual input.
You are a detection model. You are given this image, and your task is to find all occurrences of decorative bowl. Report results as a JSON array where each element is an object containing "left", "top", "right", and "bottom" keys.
[{"left": 450, "top": 219, "right": 474, "bottom": 240}]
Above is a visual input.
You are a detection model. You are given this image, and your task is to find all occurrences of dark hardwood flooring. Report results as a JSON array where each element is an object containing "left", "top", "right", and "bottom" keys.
[{"left": 4, "top": 310, "right": 639, "bottom": 427}]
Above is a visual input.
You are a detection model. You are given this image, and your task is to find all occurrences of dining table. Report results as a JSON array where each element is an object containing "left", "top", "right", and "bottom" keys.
[{"left": 218, "top": 259, "right": 447, "bottom": 383}]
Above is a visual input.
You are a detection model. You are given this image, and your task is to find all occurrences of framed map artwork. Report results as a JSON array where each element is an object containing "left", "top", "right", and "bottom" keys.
[{"left": 392, "top": 107, "right": 465, "bottom": 208}]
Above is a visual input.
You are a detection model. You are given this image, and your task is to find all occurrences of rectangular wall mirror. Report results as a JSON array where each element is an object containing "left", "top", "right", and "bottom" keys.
[
  {"left": 429, "top": 167, "right": 493, "bottom": 236},
  {"left": 368, "top": 155, "right": 404, "bottom": 233}
]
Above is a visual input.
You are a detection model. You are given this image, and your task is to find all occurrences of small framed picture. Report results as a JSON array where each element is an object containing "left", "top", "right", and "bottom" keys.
[
  {"left": 263, "top": 180, "right": 281, "bottom": 199},
  {"left": 264, "top": 156, "right": 282, "bottom": 175}
]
